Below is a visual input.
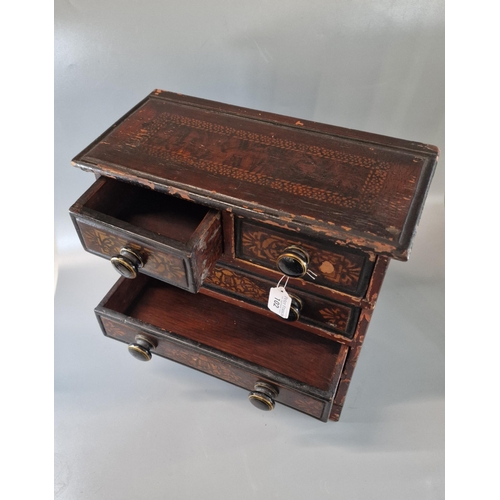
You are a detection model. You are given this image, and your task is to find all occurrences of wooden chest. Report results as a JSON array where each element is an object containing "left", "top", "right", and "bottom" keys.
[{"left": 69, "top": 89, "right": 438, "bottom": 422}]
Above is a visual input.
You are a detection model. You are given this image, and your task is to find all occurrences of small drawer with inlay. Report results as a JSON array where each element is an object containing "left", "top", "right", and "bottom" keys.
[
  {"left": 203, "top": 264, "right": 360, "bottom": 340},
  {"left": 235, "top": 218, "right": 375, "bottom": 297},
  {"left": 95, "top": 274, "right": 349, "bottom": 421},
  {"left": 70, "top": 177, "right": 222, "bottom": 292}
]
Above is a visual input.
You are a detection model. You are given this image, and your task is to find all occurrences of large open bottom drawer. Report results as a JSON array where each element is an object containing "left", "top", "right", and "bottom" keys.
[{"left": 95, "top": 275, "right": 349, "bottom": 421}]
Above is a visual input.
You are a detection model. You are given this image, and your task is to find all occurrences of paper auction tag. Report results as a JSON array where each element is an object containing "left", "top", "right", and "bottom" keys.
[{"left": 268, "top": 286, "right": 291, "bottom": 319}]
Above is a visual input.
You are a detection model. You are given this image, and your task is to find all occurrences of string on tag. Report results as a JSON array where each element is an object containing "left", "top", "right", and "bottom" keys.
[
  {"left": 306, "top": 270, "right": 317, "bottom": 280},
  {"left": 276, "top": 275, "right": 290, "bottom": 289}
]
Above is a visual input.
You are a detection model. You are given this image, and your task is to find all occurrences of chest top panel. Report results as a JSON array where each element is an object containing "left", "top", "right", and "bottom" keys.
[{"left": 72, "top": 89, "right": 438, "bottom": 260}]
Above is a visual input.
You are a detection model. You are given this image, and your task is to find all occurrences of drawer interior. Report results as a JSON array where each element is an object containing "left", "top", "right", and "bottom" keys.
[
  {"left": 102, "top": 276, "right": 345, "bottom": 391},
  {"left": 83, "top": 177, "right": 210, "bottom": 243}
]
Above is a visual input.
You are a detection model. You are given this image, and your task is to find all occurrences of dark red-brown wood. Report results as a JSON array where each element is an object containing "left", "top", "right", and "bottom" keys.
[
  {"left": 72, "top": 89, "right": 438, "bottom": 261},
  {"left": 203, "top": 263, "right": 360, "bottom": 340},
  {"left": 95, "top": 275, "right": 350, "bottom": 421},
  {"left": 235, "top": 217, "right": 375, "bottom": 297},
  {"left": 329, "top": 256, "right": 390, "bottom": 420},
  {"left": 101, "top": 314, "right": 330, "bottom": 420},
  {"left": 70, "top": 89, "right": 438, "bottom": 423},
  {"left": 69, "top": 177, "right": 222, "bottom": 292},
  {"left": 112, "top": 276, "right": 345, "bottom": 390}
]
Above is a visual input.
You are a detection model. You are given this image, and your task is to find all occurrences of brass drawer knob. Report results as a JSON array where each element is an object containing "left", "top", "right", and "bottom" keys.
[
  {"left": 248, "top": 382, "right": 279, "bottom": 411},
  {"left": 276, "top": 246, "right": 310, "bottom": 278},
  {"left": 286, "top": 293, "right": 303, "bottom": 322},
  {"left": 110, "top": 248, "right": 144, "bottom": 279},
  {"left": 128, "top": 335, "right": 155, "bottom": 362}
]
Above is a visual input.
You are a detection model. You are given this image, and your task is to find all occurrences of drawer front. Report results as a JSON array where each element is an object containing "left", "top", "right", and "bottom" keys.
[
  {"left": 98, "top": 316, "right": 329, "bottom": 420},
  {"left": 70, "top": 177, "right": 222, "bottom": 292},
  {"left": 203, "top": 265, "right": 360, "bottom": 339},
  {"left": 235, "top": 218, "right": 374, "bottom": 297},
  {"left": 75, "top": 219, "right": 189, "bottom": 288}
]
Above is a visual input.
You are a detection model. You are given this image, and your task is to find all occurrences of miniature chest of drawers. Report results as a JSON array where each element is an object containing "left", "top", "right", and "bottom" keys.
[{"left": 69, "top": 89, "right": 438, "bottom": 422}]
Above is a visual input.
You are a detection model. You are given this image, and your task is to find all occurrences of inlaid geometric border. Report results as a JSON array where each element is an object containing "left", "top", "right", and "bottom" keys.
[{"left": 112, "top": 109, "right": 391, "bottom": 212}]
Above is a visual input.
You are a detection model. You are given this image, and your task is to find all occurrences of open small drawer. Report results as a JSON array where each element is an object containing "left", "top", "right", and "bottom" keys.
[
  {"left": 70, "top": 177, "right": 222, "bottom": 292},
  {"left": 95, "top": 274, "right": 349, "bottom": 421}
]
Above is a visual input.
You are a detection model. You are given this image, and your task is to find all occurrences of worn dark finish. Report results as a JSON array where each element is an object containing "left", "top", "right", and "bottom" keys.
[
  {"left": 69, "top": 176, "right": 222, "bottom": 292},
  {"left": 330, "top": 256, "right": 390, "bottom": 420},
  {"left": 95, "top": 275, "right": 347, "bottom": 421},
  {"left": 117, "top": 277, "right": 345, "bottom": 390},
  {"left": 203, "top": 263, "right": 360, "bottom": 339},
  {"left": 70, "top": 89, "right": 438, "bottom": 422},
  {"left": 235, "top": 218, "right": 374, "bottom": 297},
  {"left": 73, "top": 89, "right": 438, "bottom": 260}
]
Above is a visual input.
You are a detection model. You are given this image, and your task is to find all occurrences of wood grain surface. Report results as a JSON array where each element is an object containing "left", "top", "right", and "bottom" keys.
[
  {"left": 72, "top": 89, "right": 438, "bottom": 260},
  {"left": 104, "top": 276, "right": 345, "bottom": 391},
  {"left": 69, "top": 177, "right": 222, "bottom": 292}
]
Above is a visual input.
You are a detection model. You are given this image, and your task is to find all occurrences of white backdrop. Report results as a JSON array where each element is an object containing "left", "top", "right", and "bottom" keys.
[{"left": 55, "top": 1, "right": 444, "bottom": 498}]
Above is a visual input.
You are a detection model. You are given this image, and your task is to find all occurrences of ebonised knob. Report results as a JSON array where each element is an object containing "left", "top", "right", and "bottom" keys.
[
  {"left": 248, "top": 382, "right": 279, "bottom": 411},
  {"left": 110, "top": 248, "right": 144, "bottom": 279},
  {"left": 128, "top": 335, "right": 155, "bottom": 362},
  {"left": 287, "top": 293, "right": 303, "bottom": 322},
  {"left": 276, "top": 246, "right": 310, "bottom": 278}
]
